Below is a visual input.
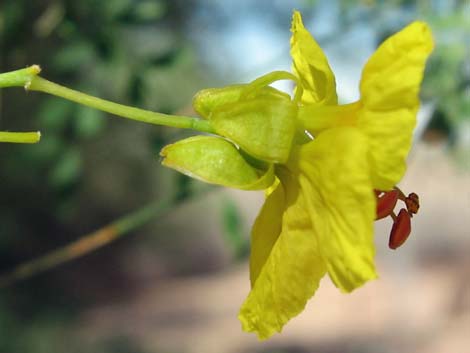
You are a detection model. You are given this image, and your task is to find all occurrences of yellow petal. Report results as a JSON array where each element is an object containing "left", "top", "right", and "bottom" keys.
[
  {"left": 297, "top": 127, "right": 377, "bottom": 292},
  {"left": 290, "top": 10, "right": 337, "bottom": 105},
  {"left": 160, "top": 136, "right": 274, "bottom": 190},
  {"left": 239, "top": 167, "right": 327, "bottom": 340},
  {"left": 359, "top": 21, "right": 434, "bottom": 189},
  {"left": 360, "top": 21, "right": 434, "bottom": 110},
  {"left": 358, "top": 108, "right": 415, "bottom": 190},
  {"left": 298, "top": 101, "right": 360, "bottom": 135},
  {"left": 249, "top": 183, "right": 285, "bottom": 287}
]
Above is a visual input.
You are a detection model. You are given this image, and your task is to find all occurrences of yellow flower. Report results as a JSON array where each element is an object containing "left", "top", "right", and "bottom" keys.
[
  {"left": 239, "top": 11, "right": 433, "bottom": 339},
  {"left": 160, "top": 10, "right": 433, "bottom": 340}
]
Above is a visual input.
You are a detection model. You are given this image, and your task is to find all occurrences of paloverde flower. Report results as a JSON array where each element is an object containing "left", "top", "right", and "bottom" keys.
[{"left": 161, "top": 10, "right": 433, "bottom": 340}]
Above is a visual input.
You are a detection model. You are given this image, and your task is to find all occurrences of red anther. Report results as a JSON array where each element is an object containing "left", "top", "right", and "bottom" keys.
[
  {"left": 389, "top": 208, "right": 412, "bottom": 250},
  {"left": 405, "top": 192, "right": 420, "bottom": 215},
  {"left": 376, "top": 189, "right": 399, "bottom": 220}
]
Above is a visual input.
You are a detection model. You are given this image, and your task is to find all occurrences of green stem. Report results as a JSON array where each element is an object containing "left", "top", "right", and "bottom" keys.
[
  {"left": 0, "top": 131, "right": 41, "bottom": 143},
  {"left": 0, "top": 66, "right": 215, "bottom": 134},
  {"left": 29, "top": 77, "right": 214, "bottom": 133},
  {"left": 0, "top": 65, "right": 41, "bottom": 88}
]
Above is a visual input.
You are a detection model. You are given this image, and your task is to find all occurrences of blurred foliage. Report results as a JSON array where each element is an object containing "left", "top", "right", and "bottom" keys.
[
  {"left": 420, "top": 2, "right": 469, "bottom": 152},
  {"left": 221, "top": 198, "right": 249, "bottom": 260},
  {"left": 0, "top": 1, "right": 224, "bottom": 352}
]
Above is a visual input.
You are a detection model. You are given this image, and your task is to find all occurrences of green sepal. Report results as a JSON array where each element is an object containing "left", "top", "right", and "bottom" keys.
[
  {"left": 192, "top": 71, "right": 300, "bottom": 163},
  {"left": 211, "top": 97, "right": 297, "bottom": 163},
  {"left": 160, "top": 136, "right": 275, "bottom": 190},
  {"left": 193, "top": 84, "right": 290, "bottom": 119}
]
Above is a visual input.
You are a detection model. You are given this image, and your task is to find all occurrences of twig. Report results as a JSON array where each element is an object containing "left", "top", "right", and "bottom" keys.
[{"left": 0, "top": 187, "right": 211, "bottom": 288}]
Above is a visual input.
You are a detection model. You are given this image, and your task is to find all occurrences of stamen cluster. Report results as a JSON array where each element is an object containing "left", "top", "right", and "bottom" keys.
[{"left": 376, "top": 188, "right": 420, "bottom": 249}]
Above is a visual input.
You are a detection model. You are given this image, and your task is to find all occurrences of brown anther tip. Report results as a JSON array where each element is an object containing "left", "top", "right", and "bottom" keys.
[
  {"left": 389, "top": 208, "right": 412, "bottom": 250},
  {"left": 405, "top": 192, "right": 420, "bottom": 215}
]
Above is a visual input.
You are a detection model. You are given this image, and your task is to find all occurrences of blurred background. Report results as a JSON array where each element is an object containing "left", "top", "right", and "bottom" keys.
[{"left": 0, "top": 0, "right": 469, "bottom": 352}]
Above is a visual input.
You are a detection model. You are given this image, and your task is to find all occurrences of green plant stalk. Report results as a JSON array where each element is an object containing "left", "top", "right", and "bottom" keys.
[
  {"left": 0, "top": 65, "right": 41, "bottom": 87},
  {"left": 0, "top": 131, "right": 41, "bottom": 143},
  {"left": 0, "top": 66, "right": 42, "bottom": 143},
  {"left": 0, "top": 66, "right": 215, "bottom": 134}
]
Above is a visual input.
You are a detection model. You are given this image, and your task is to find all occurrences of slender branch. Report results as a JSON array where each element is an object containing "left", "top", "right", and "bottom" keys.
[
  {"left": 0, "top": 187, "right": 212, "bottom": 288},
  {"left": 28, "top": 76, "right": 215, "bottom": 133},
  {"left": 0, "top": 66, "right": 215, "bottom": 134}
]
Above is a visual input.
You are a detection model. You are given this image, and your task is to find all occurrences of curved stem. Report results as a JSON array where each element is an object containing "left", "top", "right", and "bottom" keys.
[
  {"left": 28, "top": 76, "right": 215, "bottom": 133},
  {"left": 0, "top": 66, "right": 215, "bottom": 134}
]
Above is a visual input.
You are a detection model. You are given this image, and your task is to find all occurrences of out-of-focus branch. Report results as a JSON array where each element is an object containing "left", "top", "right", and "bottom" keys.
[{"left": 0, "top": 187, "right": 212, "bottom": 288}]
